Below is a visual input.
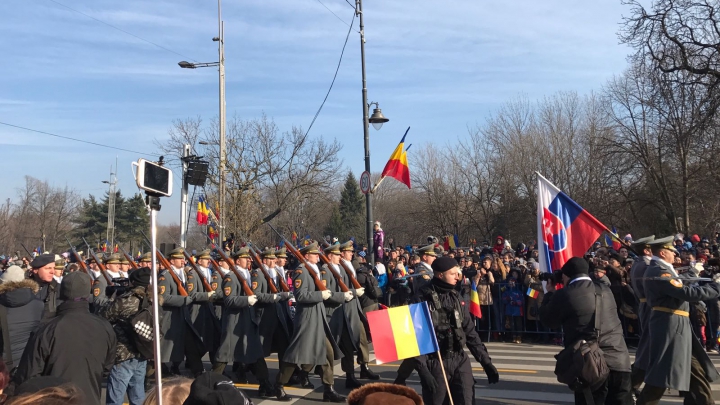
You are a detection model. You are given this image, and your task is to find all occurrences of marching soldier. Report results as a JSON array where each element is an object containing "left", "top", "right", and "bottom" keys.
[
  {"left": 104, "top": 254, "right": 123, "bottom": 279},
  {"left": 339, "top": 241, "right": 379, "bottom": 382},
  {"left": 158, "top": 248, "right": 210, "bottom": 376},
  {"left": 412, "top": 244, "right": 436, "bottom": 301},
  {"left": 275, "top": 243, "right": 345, "bottom": 402},
  {"left": 138, "top": 252, "right": 152, "bottom": 267},
  {"left": 213, "top": 247, "right": 273, "bottom": 394},
  {"left": 88, "top": 255, "right": 110, "bottom": 313},
  {"left": 119, "top": 256, "right": 131, "bottom": 277},
  {"left": 628, "top": 235, "right": 655, "bottom": 396},
  {"left": 196, "top": 249, "right": 225, "bottom": 321},
  {"left": 322, "top": 243, "right": 364, "bottom": 388},
  {"left": 637, "top": 236, "right": 720, "bottom": 405},
  {"left": 187, "top": 249, "right": 222, "bottom": 370},
  {"left": 256, "top": 249, "right": 298, "bottom": 387},
  {"left": 53, "top": 258, "right": 65, "bottom": 284}
]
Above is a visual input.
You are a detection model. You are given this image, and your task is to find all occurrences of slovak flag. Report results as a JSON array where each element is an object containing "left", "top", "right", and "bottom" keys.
[{"left": 537, "top": 173, "right": 606, "bottom": 273}]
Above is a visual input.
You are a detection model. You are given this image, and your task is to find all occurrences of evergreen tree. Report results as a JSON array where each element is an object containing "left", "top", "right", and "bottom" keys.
[
  {"left": 338, "top": 171, "right": 365, "bottom": 242},
  {"left": 324, "top": 205, "right": 344, "bottom": 240},
  {"left": 72, "top": 191, "right": 149, "bottom": 253}
]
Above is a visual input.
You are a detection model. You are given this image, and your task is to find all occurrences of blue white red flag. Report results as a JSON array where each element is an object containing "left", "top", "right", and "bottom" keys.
[{"left": 537, "top": 173, "right": 606, "bottom": 273}]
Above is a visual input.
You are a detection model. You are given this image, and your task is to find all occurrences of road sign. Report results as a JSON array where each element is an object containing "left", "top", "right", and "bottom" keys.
[{"left": 360, "top": 171, "right": 371, "bottom": 194}]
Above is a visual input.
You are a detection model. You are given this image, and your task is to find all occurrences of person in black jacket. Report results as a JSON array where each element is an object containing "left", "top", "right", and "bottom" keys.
[
  {"left": 14, "top": 271, "right": 117, "bottom": 404},
  {"left": 28, "top": 254, "right": 59, "bottom": 319},
  {"left": 354, "top": 256, "right": 381, "bottom": 313},
  {"left": 0, "top": 266, "right": 43, "bottom": 370},
  {"left": 415, "top": 256, "right": 499, "bottom": 405},
  {"left": 539, "top": 257, "right": 632, "bottom": 405}
]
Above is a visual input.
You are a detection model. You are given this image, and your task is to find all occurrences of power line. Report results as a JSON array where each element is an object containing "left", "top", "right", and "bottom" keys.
[
  {"left": 46, "top": 0, "right": 197, "bottom": 62},
  {"left": 344, "top": 0, "right": 356, "bottom": 9},
  {"left": 313, "top": 0, "right": 357, "bottom": 31},
  {"left": 303, "top": 11, "right": 357, "bottom": 137},
  {"left": 0, "top": 121, "right": 158, "bottom": 156}
]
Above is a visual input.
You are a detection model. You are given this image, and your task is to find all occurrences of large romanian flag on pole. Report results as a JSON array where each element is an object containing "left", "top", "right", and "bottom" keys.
[
  {"left": 379, "top": 127, "right": 412, "bottom": 189},
  {"left": 537, "top": 172, "right": 607, "bottom": 273},
  {"left": 366, "top": 302, "right": 439, "bottom": 364}
]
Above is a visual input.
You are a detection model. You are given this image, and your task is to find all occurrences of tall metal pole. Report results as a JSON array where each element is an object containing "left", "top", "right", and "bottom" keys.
[
  {"left": 357, "top": 0, "right": 374, "bottom": 267},
  {"left": 149, "top": 207, "right": 163, "bottom": 405},
  {"left": 218, "top": 0, "right": 227, "bottom": 247},
  {"left": 180, "top": 144, "right": 190, "bottom": 248},
  {"left": 106, "top": 162, "right": 117, "bottom": 249}
]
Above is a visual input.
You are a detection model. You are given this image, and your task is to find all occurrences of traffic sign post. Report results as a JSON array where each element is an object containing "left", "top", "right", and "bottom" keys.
[{"left": 360, "top": 171, "right": 371, "bottom": 195}]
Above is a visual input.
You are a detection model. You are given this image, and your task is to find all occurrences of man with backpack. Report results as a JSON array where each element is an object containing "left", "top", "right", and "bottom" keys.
[
  {"left": 101, "top": 267, "right": 158, "bottom": 405},
  {"left": 539, "top": 257, "right": 632, "bottom": 405}
]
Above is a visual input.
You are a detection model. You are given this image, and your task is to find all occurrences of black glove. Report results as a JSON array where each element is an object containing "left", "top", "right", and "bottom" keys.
[
  {"left": 482, "top": 362, "right": 499, "bottom": 384},
  {"left": 417, "top": 366, "right": 439, "bottom": 393}
]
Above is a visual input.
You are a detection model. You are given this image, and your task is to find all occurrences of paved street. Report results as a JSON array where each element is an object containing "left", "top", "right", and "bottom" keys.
[{"left": 225, "top": 342, "right": 720, "bottom": 405}]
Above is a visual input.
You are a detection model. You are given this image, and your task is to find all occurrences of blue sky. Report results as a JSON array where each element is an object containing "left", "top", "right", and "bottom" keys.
[{"left": 1, "top": 0, "right": 636, "bottom": 224}]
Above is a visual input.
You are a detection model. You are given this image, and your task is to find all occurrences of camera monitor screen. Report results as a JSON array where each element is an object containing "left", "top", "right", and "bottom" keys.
[{"left": 135, "top": 159, "right": 173, "bottom": 197}]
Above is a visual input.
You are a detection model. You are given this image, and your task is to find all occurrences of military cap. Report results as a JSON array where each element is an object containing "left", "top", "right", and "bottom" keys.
[
  {"left": 631, "top": 235, "right": 655, "bottom": 249},
  {"left": 649, "top": 236, "right": 679, "bottom": 255},
  {"left": 167, "top": 248, "right": 185, "bottom": 259},
  {"left": 232, "top": 247, "right": 251, "bottom": 259},
  {"left": 300, "top": 242, "right": 320, "bottom": 255},
  {"left": 54, "top": 259, "right": 65, "bottom": 271},
  {"left": 87, "top": 255, "right": 98, "bottom": 264},
  {"left": 340, "top": 241, "right": 354, "bottom": 252},
  {"left": 275, "top": 248, "right": 288, "bottom": 258},
  {"left": 324, "top": 244, "right": 341, "bottom": 255},
  {"left": 30, "top": 254, "right": 55, "bottom": 269},
  {"left": 104, "top": 253, "right": 122, "bottom": 265},
  {"left": 196, "top": 249, "right": 212, "bottom": 260},
  {"left": 139, "top": 252, "right": 152, "bottom": 263},
  {"left": 261, "top": 248, "right": 277, "bottom": 259},
  {"left": 416, "top": 244, "right": 437, "bottom": 257},
  {"left": 119, "top": 256, "right": 130, "bottom": 265}
]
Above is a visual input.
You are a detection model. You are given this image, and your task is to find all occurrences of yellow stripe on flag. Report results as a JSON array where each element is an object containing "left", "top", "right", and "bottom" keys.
[{"left": 388, "top": 306, "right": 421, "bottom": 360}]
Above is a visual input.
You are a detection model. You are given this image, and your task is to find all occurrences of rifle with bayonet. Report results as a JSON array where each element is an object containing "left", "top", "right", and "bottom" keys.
[
  {"left": 117, "top": 245, "right": 139, "bottom": 270},
  {"left": 318, "top": 237, "right": 363, "bottom": 289},
  {"left": 66, "top": 238, "right": 92, "bottom": 277},
  {"left": 140, "top": 232, "right": 188, "bottom": 297},
  {"left": 164, "top": 233, "right": 215, "bottom": 293},
  {"left": 268, "top": 223, "right": 327, "bottom": 291},
  {"left": 213, "top": 245, "right": 256, "bottom": 296},
  {"left": 316, "top": 245, "right": 350, "bottom": 293},
  {"left": 81, "top": 237, "right": 114, "bottom": 285},
  {"left": 244, "top": 240, "right": 290, "bottom": 293}
]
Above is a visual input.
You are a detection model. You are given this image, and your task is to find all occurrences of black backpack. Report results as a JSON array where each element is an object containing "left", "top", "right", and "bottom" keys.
[
  {"left": 553, "top": 284, "right": 610, "bottom": 401},
  {"left": 130, "top": 295, "right": 162, "bottom": 360}
]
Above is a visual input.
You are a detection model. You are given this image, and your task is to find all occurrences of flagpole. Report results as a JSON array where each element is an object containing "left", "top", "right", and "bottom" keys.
[
  {"left": 435, "top": 350, "right": 454, "bottom": 405},
  {"left": 370, "top": 176, "right": 387, "bottom": 194}
]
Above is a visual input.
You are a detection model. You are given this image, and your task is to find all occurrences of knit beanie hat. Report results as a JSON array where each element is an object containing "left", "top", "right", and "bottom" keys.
[
  {"left": 0, "top": 265, "right": 26, "bottom": 283},
  {"left": 561, "top": 257, "right": 589, "bottom": 279},
  {"left": 129, "top": 267, "right": 152, "bottom": 287},
  {"left": 430, "top": 256, "right": 458, "bottom": 273},
  {"left": 59, "top": 272, "right": 92, "bottom": 301}
]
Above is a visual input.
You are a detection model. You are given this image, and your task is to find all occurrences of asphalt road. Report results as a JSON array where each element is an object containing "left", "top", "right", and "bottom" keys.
[{"left": 122, "top": 342, "right": 720, "bottom": 404}]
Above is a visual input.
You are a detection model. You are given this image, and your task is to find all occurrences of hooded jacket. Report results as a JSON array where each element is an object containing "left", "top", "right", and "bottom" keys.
[{"left": 0, "top": 279, "right": 43, "bottom": 367}]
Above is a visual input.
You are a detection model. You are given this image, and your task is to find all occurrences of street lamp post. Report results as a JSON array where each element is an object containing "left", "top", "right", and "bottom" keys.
[
  {"left": 357, "top": 0, "right": 389, "bottom": 267},
  {"left": 178, "top": 0, "right": 226, "bottom": 246},
  {"left": 102, "top": 162, "right": 117, "bottom": 250}
]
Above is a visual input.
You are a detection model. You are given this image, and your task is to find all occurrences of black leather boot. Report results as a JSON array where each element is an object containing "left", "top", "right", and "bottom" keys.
[
  {"left": 275, "top": 385, "right": 292, "bottom": 401},
  {"left": 360, "top": 364, "right": 380, "bottom": 380},
  {"left": 323, "top": 384, "right": 346, "bottom": 402},
  {"left": 345, "top": 371, "right": 363, "bottom": 389},
  {"left": 299, "top": 371, "right": 314, "bottom": 389}
]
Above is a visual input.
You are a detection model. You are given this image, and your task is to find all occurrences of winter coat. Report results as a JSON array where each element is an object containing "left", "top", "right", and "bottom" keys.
[
  {"left": 373, "top": 229, "right": 385, "bottom": 260},
  {"left": 14, "top": 301, "right": 116, "bottom": 405},
  {"left": 0, "top": 279, "right": 43, "bottom": 367},
  {"left": 642, "top": 258, "right": 720, "bottom": 391},
  {"left": 157, "top": 268, "right": 206, "bottom": 363},
  {"left": 502, "top": 286, "right": 523, "bottom": 317},
  {"left": 100, "top": 285, "right": 159, "bottom": 363},
  {"left": 630, "top": 255, "right": 652, "bottom": 371},
  {"left": 32, "top": 277, "right": 59, "bottom": 319},
  {"left": 476, "top": 275, "right": 494, "bottom": 306},
  {"left": 355, "top": 263, "right": 381, "bottom": 309},
  {"left": 523, "top": 274, "right": 544, "bottom": 320},
  {"left": 257, "top": 268, "right": 293, "bottom": 357},
  {"left": 325, "top": 261, "right": 366, "bottom": 351},
  {"left": 539, "top": 278, "right": 631, "bottom": 372},
  {"left": 283, "top": 263, "right": 341, "bottom": 365},
  {"left": 215, "top": 270, "right": 264, "bottom": 364},
  {"left": 187, "top": 267, "right": 221, "bottom": 355}
]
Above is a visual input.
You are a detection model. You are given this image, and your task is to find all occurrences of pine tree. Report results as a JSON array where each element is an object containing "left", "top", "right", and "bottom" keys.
[
  {"left": 338, "top": 171, "right": 365, "bottom": 242},
  {"left": 324, "top": 205, "right": 344, "bottom": 239}
]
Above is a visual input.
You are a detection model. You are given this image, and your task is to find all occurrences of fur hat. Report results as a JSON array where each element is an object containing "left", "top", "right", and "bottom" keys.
[
  {"left": 347, "top": 383, "right": 423, "bottom": 405},
  {"left": 1, "top": 265, "right": 26, "bottom": 283}
]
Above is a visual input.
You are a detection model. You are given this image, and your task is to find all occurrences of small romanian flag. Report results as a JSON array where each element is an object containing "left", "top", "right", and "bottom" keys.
[
  {"left": 470, "top": 279, "right": 482, "bottom": 318},
  {"left": 380, "top": 127, "right": 412, "bottom": 189},
  {"left": 526, "top": 287, "right": 540, "bottom": 299},
  {"left": 366, "top": 302, "right": 439, "bottom": 364}
]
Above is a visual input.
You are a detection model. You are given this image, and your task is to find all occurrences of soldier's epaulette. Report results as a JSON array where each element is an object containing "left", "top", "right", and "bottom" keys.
[
  {"left": 158, "top": 276, "right": 165, "bottom": 282},
  {"left": 224, "top": 277, "right": 232, "bottom": 283},
  {"left": 321, "top": 270, "right": 326, "bottom": 275},
  {"left": 295, "top": 269, "right": 303, "bottom": 274},
  {"left": 212, "top": 275, "right": 218, "bottom": 280}
]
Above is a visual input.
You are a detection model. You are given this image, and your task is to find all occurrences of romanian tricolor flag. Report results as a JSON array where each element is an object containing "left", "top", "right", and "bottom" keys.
[
  {"left": 379, "top": 127, "right": 411, "bottom": 189},
  {"left": 113, "top": 244, "right": 119, "bottom": 253},
  {"left": 526, "top": 287, "right": 540, "bottom": 299},
  {"left": 470, "top": 279, "right": 482, "bottom": 318},
  {"left": 366, "top": 302, "right": 439, "bottom": 364},
  {"left": 196, "top": 196, "right": 209, "bottom": 225}
]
